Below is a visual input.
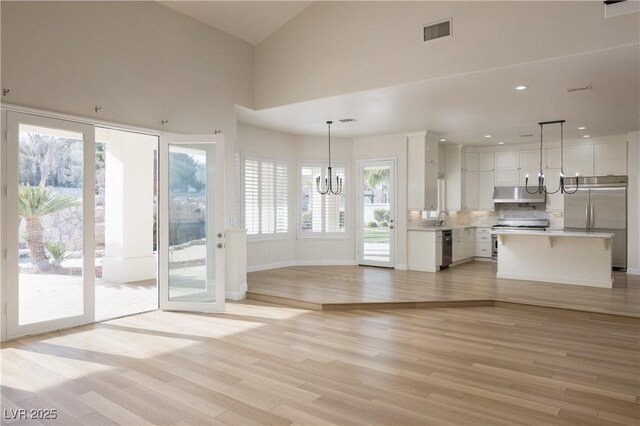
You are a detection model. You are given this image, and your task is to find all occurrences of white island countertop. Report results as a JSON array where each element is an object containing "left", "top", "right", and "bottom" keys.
[
  {"left": 494, "top": 229, "right": 613, "bottom": 288},
  {"left": 491, "top": 229, "right": 614, "bottom": 239}
]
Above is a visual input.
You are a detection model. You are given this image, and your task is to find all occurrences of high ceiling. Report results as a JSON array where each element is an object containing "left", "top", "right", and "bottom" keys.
[
  {"left": 237, "top": 44, "right": 640, "bottom": 145},
  {"left": 159, "top": 1, "right": 312, "bottom": 45}
]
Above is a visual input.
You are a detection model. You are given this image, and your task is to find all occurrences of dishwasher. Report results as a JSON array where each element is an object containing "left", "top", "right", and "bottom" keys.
[{"left": 441, "top": 230, "right": 452, "bottom": 268}]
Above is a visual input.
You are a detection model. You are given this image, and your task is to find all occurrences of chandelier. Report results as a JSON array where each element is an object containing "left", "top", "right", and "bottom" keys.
[
  {"left": 316, "top": 121, "right": 343, "bottom": 195},
  {"left": 525, "top": 119, "right": 579, "bottom": 195}
]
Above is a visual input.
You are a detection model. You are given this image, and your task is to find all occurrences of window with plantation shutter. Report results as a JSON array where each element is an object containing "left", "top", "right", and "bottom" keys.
[
  {"left": 300, "top": 162, "right": 347, "bottom": 236},
  {"left": 242, "top": 154, "right": 289, "bottom": 239}
]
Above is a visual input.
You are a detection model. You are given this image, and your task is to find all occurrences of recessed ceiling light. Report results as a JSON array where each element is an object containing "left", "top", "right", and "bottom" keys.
[
  {"left": 515, "top": 85, "right": 528, "bottom": 91},
  {"left": 439, "top": 138, "right": 446, "bottom": 142},
  {"left": 498, "top": 142, "right": 505, "bottom": 145},
  {"left": 578, "top": 126, "right": 586, "bottom": 130},
  {"left": 484, "top": 134, "right": 492, "bottom": 138},
  {"left": 583, "top": 135, "right": 590, "bottom": 138}
]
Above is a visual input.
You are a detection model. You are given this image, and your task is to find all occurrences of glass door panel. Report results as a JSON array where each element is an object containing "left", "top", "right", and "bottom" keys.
[
  {"left": 358, "top": 160, "right": 395, "bottom": 267},
  {"left": 6, "top": 112, "right": 95, "bottom": 339},
  {"left": 159, "top": 135, "right": 225, "bottom": 312}
]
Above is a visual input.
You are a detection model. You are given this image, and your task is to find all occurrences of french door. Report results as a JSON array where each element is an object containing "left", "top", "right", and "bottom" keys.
[
  {"left": 357, "top": 159, "right": 396, "bottom": 267},
  {"left": 2, "top": 110, "right": 226, "bottom": 340},
  {"left": 5, "top": 112, "right": 95, "bottom": 339},
  {"left": 158, "top": 134, "right": 225, "bottom": 312}
]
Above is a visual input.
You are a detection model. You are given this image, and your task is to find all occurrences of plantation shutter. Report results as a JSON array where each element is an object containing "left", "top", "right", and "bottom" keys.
[
  {"left": 325, "top": 167, "right": 346, "bottom": 233},
  {"left": 300, "top": 163, "right": 347, "bottom": 234},
  {"left": 275, "top": 163, "right": 288, "bottom": 233},
  {"left": 244, "top": 159, "right": 259, "bottom": 235},
  {"left": 243, "top": 154, "right": 289, "bottom": 237},
  {"left": 260, "top": 161, "right": 275, "bottom": 234}
]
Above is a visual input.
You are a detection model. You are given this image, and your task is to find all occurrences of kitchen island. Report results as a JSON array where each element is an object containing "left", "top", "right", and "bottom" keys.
[{"left": 492, "top": 230, "right": 614, "bottom": 288}]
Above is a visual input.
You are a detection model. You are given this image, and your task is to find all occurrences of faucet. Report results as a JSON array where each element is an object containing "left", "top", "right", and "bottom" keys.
[{"left": 437, "top": 211, "right": 449, "bottom": 227}]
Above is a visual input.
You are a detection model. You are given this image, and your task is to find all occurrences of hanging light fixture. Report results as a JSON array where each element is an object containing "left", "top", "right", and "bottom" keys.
[
  {"left": 525, "top": 119, "right": 579, "bottom": 195},
  {"left": 316, "top": 121, "right": 343, "bottom": 195}
]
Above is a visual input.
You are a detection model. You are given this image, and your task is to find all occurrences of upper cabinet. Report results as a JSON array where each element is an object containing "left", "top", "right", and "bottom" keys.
[
  {"left": 519, "top": 149, "right": 542, "bottom": 170},
  {"left": 494, "top": 151, "right": 518, "bottom": 170},
  {"left": 545, "top": 148, "right": 561, "bottom": 169},
  {"left": 407, "top": 132, "right": 439, "bottom": 210},
  {"left": 564, "top": 144, "right": 594, "bottom": 177},
  {"left": 463, "top": 151, "right": 478, "bottom": 172},
  {"left": 595, "top": 142, "right": 627, "bottom": 176},
  {"left": 478, "top": 152, "right": 495, "bottom": 171}
]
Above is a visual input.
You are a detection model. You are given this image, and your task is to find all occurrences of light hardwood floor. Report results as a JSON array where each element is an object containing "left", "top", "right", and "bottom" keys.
[
  {"left": 1, "top": 301, "right": 639, "bottom": 425},
  {"left": 247, "top": 262, "right": 640, "bottom": 317}
]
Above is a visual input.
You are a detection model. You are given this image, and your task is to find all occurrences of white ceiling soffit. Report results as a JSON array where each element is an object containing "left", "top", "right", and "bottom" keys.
[
  {"left": 159, "top": 1, "right": 312, "bottom": 45},
  {"left": 237, "top": 44, "right": 640, "bottom": 145}
]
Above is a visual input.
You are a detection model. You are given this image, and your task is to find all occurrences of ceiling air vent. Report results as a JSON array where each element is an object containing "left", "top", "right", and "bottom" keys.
[{"left": 423, "top": 19, "right": 452, "bottom": 42}]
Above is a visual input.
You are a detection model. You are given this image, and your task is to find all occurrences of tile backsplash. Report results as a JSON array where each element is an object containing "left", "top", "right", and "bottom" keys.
[{"left": 408, "top": 205, "right": 564, "bottom": 229}]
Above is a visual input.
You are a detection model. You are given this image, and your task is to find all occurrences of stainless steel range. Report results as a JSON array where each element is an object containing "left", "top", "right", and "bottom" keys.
[{"left": 490, "top": 218, "right": 550, "bottom": 259}]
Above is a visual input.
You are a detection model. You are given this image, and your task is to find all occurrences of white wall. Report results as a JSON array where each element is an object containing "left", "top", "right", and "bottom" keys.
[
  {"left": 1, "top": 1, "right": 254, "bottom": 224},
  {"left": 627, "top": 131, "right": 640, "bottom": 275},
  {"left": 254, "top": 1, "right": 639, "bottom": 108},
  {"left": 353, "top": 133, "right": 408, "bottom": 268}
]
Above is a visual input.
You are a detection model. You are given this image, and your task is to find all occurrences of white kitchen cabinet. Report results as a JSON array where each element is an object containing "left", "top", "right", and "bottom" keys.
[
  {"left": 438, "top": 145, "right": 446, "bottom": 174},
  {"left": 494, "top": 170, "right": 519, "bottom": 186},
  {"left": 475, "top": 228, "right": 492, "bottom": 258},
  {"left": 452, "top": 229, "right": 463, "bottom": 263},
  {"left": 545, "top": 148, "right": 561, "bottom": 169},
  {"left": 408, "top": 231, "right": 442, "bottom": 272},
  {"left": 463, "top": 228, "right": 475, "bottom": 259},
  {"left": 425, "top": 137, "right": 439, "bottom": 165},
  {"left": 519, "top": 149, "right": 542, "bottom": 170},
  {"left": 424, "top": 162, "right": 438, "bottom": 211},
  {"left": 407, "top": 132, "right": 439, "bottom": 210},
  {"left": 478, "top": 152, "right": 495, "bottom": 171},
  {"left": 478, "top": 171, "right": 494, "bottom": 211},
  {"left": 544, "top": 168, "right": 564, "bottom": 211},
  {"left": 463, "top": 171, "right": 478, "bottom": 210},
  {"left": 453, "top": 228, "right": 475, "bottom": 262},
  {"left": 463, "top": 151, "right": 478, "bottom": 172},
  {"left": 564, "top": 144, "right": 594, "bottom": 177},
  {"left": 495, "top": 151, "right": 518, "bottom": 170},
  {"left": 595, "top": 142, "right": 626, "bottom": 176}
]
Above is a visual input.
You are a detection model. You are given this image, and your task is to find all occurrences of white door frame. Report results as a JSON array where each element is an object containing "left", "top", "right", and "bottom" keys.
[
  {"left": 158, "top": 134, "right": 225, "bottom": 312},
  {"left": 356, "top": 158, "right": 396, "bottom": 268},
  {"left": 5, "top": 111, "right": 96, "bottom": 339}
]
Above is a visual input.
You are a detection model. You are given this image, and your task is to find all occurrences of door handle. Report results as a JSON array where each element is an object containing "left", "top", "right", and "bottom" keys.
[
  {"left": 390, "top": 225, "right": 394, "bottom": 229},
  {"left": 216, "top": 243, "right": 223, "bottom": 248},
  {"left": 590, "top": 204, "right": 595, "bottom": 232}
]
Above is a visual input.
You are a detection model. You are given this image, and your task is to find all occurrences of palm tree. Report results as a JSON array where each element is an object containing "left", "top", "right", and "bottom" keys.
[{"left": 18, "top": 184, "right": 80, "bottom": 271}]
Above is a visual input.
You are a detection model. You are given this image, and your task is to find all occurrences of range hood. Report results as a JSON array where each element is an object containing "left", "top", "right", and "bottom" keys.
[{"left": 492, "top": 186, "right": 546, "bottom": 204}]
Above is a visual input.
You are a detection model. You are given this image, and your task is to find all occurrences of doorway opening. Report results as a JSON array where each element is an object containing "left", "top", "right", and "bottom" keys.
[
  {"left": 94, "top": 128, "right": 159, "bottom": 321},
  {"left": 358, "top": 159, "right": 396, "bottom": 268}
]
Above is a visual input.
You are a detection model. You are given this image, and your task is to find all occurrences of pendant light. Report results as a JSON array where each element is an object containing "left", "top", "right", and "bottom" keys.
[
  {"left": 525, "top": 119, "right": 579, "bottom": 195},
  {"left": 316, "top": 121, "right": 343, "bottom": 195}
]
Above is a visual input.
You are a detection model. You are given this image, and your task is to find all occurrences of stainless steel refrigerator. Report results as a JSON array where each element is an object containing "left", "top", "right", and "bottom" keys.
[{"left": 564, "top": 176, "right": 627, "bottom": 270}]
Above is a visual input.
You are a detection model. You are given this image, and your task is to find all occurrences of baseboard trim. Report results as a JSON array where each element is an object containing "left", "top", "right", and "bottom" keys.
[
  {"left": 395, "top": 264, "right": 408, "bottom": 271},
  {"left": 627, "top": 268, "right": 639, "bottom": 276}
]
